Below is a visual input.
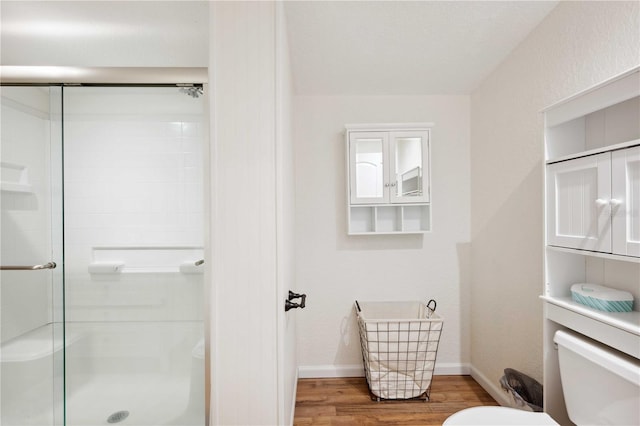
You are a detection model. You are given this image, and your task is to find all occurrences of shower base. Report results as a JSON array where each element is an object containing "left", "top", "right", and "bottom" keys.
[
  {"left": 66, "top": 374, "right": 194, "bottom": 426},
  {"left": 1, "top": 321, "right": 204, "bottom": 426}
]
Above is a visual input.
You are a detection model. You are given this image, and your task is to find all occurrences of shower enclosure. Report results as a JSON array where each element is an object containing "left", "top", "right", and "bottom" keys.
[{"left": 1, "top": 83, "right": 206, "bottom": 425}]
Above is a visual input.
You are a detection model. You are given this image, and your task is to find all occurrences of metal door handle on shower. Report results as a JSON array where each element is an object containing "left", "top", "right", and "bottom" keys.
[
  {"left": 0, "top": 262, "right": 57, "bottom": 271},
  {"left": 285, "top": 290, "right": 306, "bottom": 311}
]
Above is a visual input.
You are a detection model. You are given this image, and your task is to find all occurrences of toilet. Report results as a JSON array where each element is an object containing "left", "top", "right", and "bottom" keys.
[
  {"left": 443, "top": 406, "right": 556, "bottom": 425},
  {"left": 444, "top": 329, "right": 640, "bottom": 425}
]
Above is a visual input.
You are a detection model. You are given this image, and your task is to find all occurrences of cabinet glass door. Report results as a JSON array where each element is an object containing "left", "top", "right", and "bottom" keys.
[
  {"left": 612, "top": 146, "right": 640, "bottom": 256},
  {"left": 547, "top": 153, "right": 612, "bottom": 252},
  {"left": 349, "top": 132, "right": 388, "bottom": 204},
  {"left": 390, "top": 131, "right": 429, "bottom": 203}
]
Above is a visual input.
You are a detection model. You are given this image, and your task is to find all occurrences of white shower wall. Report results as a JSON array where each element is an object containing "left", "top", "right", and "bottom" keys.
[
  {"left": 63, "top": 88, "right": 204, "bottom": 323},
  {"left": 0, "top": 87, "right": 53, "bottom": 341}
]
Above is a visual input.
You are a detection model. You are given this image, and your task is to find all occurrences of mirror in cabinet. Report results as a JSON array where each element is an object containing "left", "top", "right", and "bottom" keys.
[
  {"left": 352, "top": 132, "right": 387, "bottom": 202},
  {"left": 348, "top": 126, "right": 430, "bottom": 205},
  {"left": 393, "top": 133, "right": 427, "bottom": 200}
]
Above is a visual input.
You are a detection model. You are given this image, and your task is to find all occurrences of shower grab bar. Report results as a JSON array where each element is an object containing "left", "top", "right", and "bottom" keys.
[
  {"left": 0, "top": 262, "right": 57, "bottom": 271},
  {"left": 195, "top": 259, "right": 204, "bottom": 266}
]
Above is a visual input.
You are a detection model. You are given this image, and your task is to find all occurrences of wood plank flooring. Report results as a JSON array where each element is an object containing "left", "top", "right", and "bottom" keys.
[{"left": 294, "top": 375, "right": 498, "bottom": 425}]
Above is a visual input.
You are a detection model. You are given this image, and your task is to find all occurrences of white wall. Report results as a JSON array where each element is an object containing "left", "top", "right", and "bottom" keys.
[
  {"left": 469, "top": 0, "right": 640, "bottom": 403},
  {"left": 294, "top": 95, "right": 471, "bottom": 376}
]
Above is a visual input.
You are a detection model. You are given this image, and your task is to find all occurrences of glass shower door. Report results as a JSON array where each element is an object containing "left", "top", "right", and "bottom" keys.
[
  {"left": 62, "top": 86, "right": 205, "bottom": 426},
  {"left": 0, "top": 86, "right": 65, "bottom": 425}
]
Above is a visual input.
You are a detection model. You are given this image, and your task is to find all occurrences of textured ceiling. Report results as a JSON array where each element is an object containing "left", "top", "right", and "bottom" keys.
[{"left": 284, "top": 1, "right": 559, "bottom": 95}]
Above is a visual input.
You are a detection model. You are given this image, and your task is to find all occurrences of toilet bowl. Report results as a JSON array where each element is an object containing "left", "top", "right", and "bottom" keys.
[
  {"left": 443, "top": 406, "right": 557, "bottom": 425},
  {"left": 444, "top": 329, "right": 640, "bottom": 425}
]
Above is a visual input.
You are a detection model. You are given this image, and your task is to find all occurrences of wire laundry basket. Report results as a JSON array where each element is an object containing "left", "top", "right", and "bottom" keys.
[{"left": 355, "top": 299, "right": 443, "bottom": 401}]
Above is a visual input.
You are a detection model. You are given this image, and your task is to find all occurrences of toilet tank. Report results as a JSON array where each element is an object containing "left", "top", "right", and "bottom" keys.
[{"left": 554, "top": 330, "right": 640, "bottom": 426}]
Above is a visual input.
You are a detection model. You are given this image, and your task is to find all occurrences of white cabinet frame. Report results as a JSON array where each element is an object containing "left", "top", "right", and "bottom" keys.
[
  {"left": 612, "top": 145, "right": 640, "bottom": 256},
  {"left": 547, "top": 145, "right": 640, "bottom": 257},
  {"left": 345, "top": 123, "right": 433, "bottom": 235},
  {"left": 546, "top": 153, "right": 612, "bottom": 253}
]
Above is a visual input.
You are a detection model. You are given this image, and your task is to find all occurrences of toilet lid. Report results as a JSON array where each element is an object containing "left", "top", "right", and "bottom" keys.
[{"left": 443, "top": 406, "right": 558, "bottom": 425}]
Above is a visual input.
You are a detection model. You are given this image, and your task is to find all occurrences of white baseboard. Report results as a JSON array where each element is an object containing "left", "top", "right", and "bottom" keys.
[
  {"left": 470, "top": 364, "right": 510, "bottom": 407},
  {"left": 297, "top": 363, "right": 470, "bottom": 379},
  {"left": 434, "top": 362, "right": 471, "bottom": 375},
  {"left": 298, "top": 364, "right": 363, "bottom": 378}
]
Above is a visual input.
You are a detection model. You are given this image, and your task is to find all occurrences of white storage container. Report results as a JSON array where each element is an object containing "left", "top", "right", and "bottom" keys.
[{"left": 570, "top": 283, "right": 634, "bottom": 312}]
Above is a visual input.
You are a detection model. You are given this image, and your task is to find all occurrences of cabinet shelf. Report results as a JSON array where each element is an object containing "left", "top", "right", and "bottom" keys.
[
  {"left": 546, "top": 138, "right": 640, "bottom": 164},
  {"left": 542, "top": 295, "right": 640, "bottom": 358},
  {"left": 544, "top": 68, "right": 639, "bottom": 162},
  {"left": 348, "top": 204, "right": 430, "bottom": 235},
  {"left": 542, "top": 295, "right": 640, "bottom": 336},
  {"left": 546, "top": 245, "right": 640, "bottom": 264}
]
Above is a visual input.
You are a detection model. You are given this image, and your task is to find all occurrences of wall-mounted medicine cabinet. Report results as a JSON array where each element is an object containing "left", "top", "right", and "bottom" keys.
[{"left": 345, "top": 123, "right": 432, "bottom": 235}]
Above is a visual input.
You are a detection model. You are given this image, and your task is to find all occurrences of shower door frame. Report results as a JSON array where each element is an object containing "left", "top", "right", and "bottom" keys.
[{"left": 0, "top": 66, "right": 211, "bottom": 426}]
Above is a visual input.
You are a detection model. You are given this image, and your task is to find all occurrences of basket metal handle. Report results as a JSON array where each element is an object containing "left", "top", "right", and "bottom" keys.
[{"left": 426, "top": 299, "right": 436, "bottom": 316}]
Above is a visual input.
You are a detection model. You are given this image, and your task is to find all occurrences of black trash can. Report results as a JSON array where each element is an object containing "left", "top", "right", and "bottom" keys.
[{"left": 499, "top": 368, "right": 543, "bottom": 412}]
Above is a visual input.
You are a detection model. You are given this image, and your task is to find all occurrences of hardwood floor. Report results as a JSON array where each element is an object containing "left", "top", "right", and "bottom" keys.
[{"left": 294, "top": 375, "right": 498, "bottom": 425}]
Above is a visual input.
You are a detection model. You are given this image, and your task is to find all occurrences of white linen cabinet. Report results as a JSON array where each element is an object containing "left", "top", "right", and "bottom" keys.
[
  {"left": 542, "top": 67, "right": 640, "bottom": 425},
  {"left": 547, "top": 146, "right": 640, "bottom": 256},
  {"left": 345, "top": 123, "right": 432, "bottom": 234}
]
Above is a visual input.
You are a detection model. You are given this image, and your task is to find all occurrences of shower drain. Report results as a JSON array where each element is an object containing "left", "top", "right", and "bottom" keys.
[{"left": 107, "top": 410, "right": 130, "bottom": 424}]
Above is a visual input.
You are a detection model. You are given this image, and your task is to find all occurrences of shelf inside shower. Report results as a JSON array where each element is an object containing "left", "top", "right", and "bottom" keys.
[
  {"left": 89, "top": 246, "right": 204, "bottom": 274},
  {"left": 0, "top": 324, "right": 83, "bottom": 362},
  {"left": 0, "top": 161, "right": 33, "bottom": 193}
]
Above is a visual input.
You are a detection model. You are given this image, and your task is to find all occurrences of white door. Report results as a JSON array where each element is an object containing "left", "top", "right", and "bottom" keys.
[
  {"left": 612, "top": 146, "right": 640, "bottom": 257},
  {"left": 349, "top": 132, "right": 389, "bottom": 204},
  {"left": 547, "top": 152, "right": 612, "bottom": 252},
  {"left": 389, "top": 130, "right": 430, "bottom": 204}
]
